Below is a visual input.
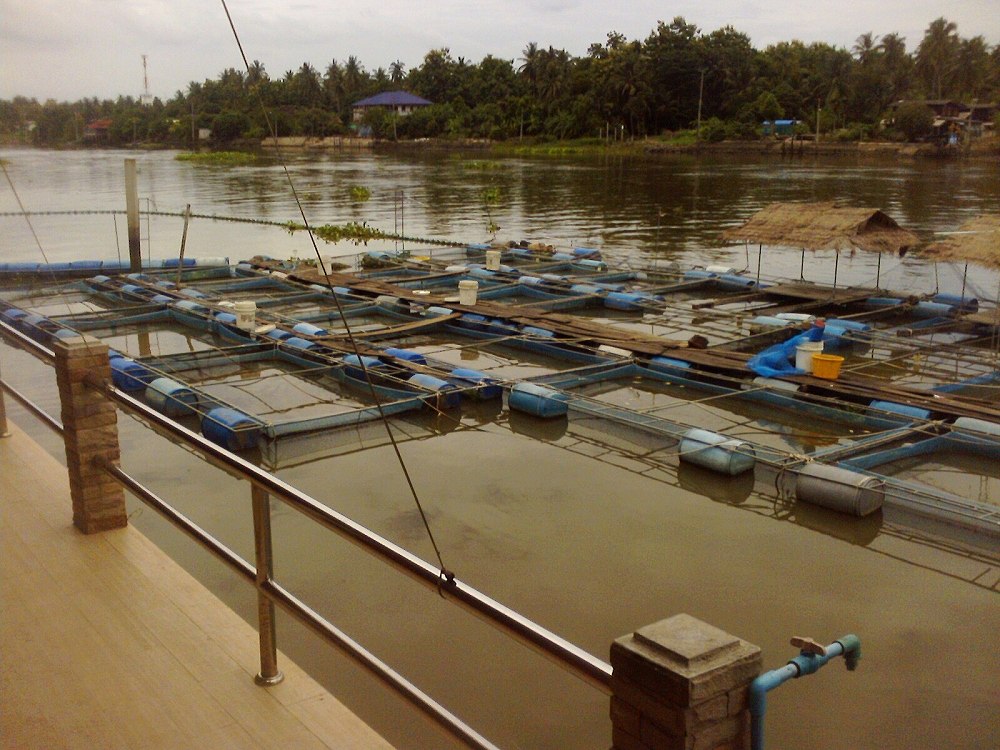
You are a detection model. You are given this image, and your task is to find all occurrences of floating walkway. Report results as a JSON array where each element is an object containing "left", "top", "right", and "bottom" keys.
[{"left": 2, "top": 245, "right": 998, "bottom": 546}]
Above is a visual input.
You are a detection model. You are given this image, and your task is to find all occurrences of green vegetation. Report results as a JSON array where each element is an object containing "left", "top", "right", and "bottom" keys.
[
  {"left": 894, "top": 101, "right": 935, "bottom": 141},
  {"left": 1, "top": 16, "right": 997, "bottom": 147},
  {"left": 174, "top": 151, "right": 257, "bottom": 165},
  {"left": 285, "top": 221, "right": 389, "bottom": 244},
  {"left": 348, "top": 185, "right": 371, "bottom": 201}
]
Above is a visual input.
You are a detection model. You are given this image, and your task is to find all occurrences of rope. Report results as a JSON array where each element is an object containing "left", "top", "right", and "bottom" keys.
[{"left": 219, "top": 0, "right": 452, "bottom": 584}]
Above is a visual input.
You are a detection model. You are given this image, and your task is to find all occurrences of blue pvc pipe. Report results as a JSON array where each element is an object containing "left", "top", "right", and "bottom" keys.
[{"left": 750, "top": 635, "right": 861, "bottom": 750}]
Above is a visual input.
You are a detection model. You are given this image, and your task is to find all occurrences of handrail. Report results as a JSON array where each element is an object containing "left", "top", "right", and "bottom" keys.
[
  {"left": 104, "top": 462, "right": 501, "bottom": 750},
  {"left": 103, "top": 382, "right": 614, "bottom": 692},
  {"left": 0, "top": 376, "right": 63, "bottom": 434},
  {"left": 1, "top": 318, "right": 613, "bottom": 747}
]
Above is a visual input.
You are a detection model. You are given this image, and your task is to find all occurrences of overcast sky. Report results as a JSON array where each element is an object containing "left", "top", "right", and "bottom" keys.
[{"left": 2, "top": 0, "right": 998, "bottom": 102}]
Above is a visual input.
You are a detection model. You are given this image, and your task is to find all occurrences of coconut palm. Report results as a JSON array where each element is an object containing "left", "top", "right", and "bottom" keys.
[{"left": 916, "top": 17, "right": 960, "bottom": 98}]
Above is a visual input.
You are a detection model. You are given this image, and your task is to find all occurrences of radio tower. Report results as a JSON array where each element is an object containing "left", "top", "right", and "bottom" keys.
[{"left": 140, "top": 55, "right": 153, "bottom": 106}]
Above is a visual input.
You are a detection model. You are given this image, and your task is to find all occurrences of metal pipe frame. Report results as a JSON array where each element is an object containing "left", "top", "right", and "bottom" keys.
[
  {"left": 103, "top": 382, "right": 613, "bottom": 692},
  {"left": 104, "top": 462, "right": 500, "bottom": 750},
  {"left": 0, "top": 375, "right": 63, "bottom": 435},
  {"left": 2, "top": 317, "right": 612, "bottom": 747}
]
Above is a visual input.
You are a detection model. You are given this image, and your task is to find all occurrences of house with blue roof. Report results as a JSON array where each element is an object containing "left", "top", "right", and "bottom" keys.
[{"left": 351, "top": 91, "right": 432, "bottom": 123}]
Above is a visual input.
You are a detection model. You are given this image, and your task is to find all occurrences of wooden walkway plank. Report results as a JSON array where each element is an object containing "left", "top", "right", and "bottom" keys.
[{"left": 0, "top": 422, "right": 394, "bottom": 750}]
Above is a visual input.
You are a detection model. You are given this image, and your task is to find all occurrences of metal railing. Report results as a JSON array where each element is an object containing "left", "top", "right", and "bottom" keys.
[{"left": 0, "top": 319, "right": 613, "bottom": 750}]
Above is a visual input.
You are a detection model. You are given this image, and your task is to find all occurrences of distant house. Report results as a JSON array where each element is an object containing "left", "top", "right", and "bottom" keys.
[
  {"left": 893, "top": 100, "right": 969, "bottom": 119},
  {"left": 762, "top": 119, "right": 799, "bottom": 136},
  {"left": 84, "top": 118, "right": 113, "bottom": 142},
  {"left": 351, "top": 91, "right": 432, "bottom": 123}
]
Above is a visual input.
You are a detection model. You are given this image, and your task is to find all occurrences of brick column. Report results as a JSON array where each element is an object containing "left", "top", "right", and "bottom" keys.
[
  {"left": 53, "top": 335, "right": 127, "bottom": 533},
  {"left": 610, "top": 613, "right": 762, "bottom": 750}
]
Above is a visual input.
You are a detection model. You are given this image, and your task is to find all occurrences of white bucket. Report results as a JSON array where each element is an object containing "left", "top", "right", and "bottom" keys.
[
  {"left": 485, "top": 250, "right": 502, "bottom": 271},
  {"left": 795, "top": 340, "right": 824, "bottom": 373},
  {"left": 458, "top": 280, "right": 479, "bottom": 306},
  {"left": 234, "top": 300, "right": 257, "bottom": 331}
]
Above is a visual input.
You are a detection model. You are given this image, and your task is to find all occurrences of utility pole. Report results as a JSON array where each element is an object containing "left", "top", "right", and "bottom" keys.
[
  {"left": 696, "top": 69, "right": 705, "bottom": 143},
  {"left": 124, "top": 158, "right": 142, "bottom": 272},
  {"left": 815, "top": 100, "right": 821, "bottom": 147}
]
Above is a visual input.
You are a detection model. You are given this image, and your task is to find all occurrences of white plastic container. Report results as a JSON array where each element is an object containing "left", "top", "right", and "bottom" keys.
[
  {"left": 234, "top": 300, "right": 257, "bottom": 331},
  {"left": 485, "top": 250, "right": 502, "bottom": 270},
  {"left": 795, "top": 340, "right": 824, "bottom": 373},
  {"left": 458, "top": 280, "right": 479, "bottom": 305}
]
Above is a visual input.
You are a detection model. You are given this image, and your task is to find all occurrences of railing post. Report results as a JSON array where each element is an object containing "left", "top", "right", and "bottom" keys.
[
  {"left": 610, "top": 613, "right": 762, "bottom": 750},
  {"left": 251, "top": 484, "right": 284, "bottom": 686},
  {"left": 53, "top": 335, "right": 127, "bottom": 533},
  {"left": 0, "top": 367, "right": 10, "bottom": 437}
]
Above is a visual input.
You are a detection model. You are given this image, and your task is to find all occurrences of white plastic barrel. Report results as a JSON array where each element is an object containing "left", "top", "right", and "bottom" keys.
[
  {"left": 795, "top": 340, "right": 823, "bottom": 373},
  {"left": 458, "top": 280, "right": 479, "bottom": 305},
  {"left": 795, "top": 463, "right": 884, "bottom": 517},
  {"left": 485, "top": 250, "right": 502, "bottom": 270},
  {"left": 234, "top": 300, "right": 257, "bottom": 331}
]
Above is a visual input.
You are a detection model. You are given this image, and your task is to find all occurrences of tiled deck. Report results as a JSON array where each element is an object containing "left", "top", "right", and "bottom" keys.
[{"left": 0, "top": 421, "right": 394, "bottom": 750}]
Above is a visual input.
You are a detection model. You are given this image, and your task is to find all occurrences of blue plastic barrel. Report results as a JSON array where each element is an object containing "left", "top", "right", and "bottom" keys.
[
  {"left": 215, "top": 312, "right": 238, "bottom": 324},
  {"left": 145, "top": 377, "right": 199, "bottom": 417},
  {"left": 932, "top": 293, "right": 978, "bottom": 312},
  {"left": 913, "top": 301, "right": 955, "bottom": 319},
  {"left": 521, "top": 326, "right": 555, "bottom": 338},
  {"left": 683, "top": 269, "right": 716, "bottom": 281},
  {"left": 283, "top": 336, "right": 319, "bottom": 350},
  {"left": 648, "top": 356, "right": 692, "bottom": 373},
  {"left": 572, "top": 247, "right": 601, "bottom": 258},
  {"left": 570, "top": 283, "right": 603, "bottom": 295},
  {"left": 385, "top": 348, "right": 427, "bottom": 364},
  {"left": 342, "top": 354, "right": 384, "bottom": 380},
  {"left": 604, "top": 292, "right": 650, "bottom": 311},
  {"left": 110, "top": 358, "right": 156, "bottom": 391},
  {"left": 551, "top": 252, "right": 575, "bottom": 261},
  {"left": 292, "top": 322, "right": 328, "bottom": 337},
  {"left": 0, "top": 308, "right": 27, "bottom": 325},
  {"left": 265, "top": 329, "right": 292, "bottom": 341},
  {"left": 508, "top": 383, "right": 569, "bottom": 418},
  {"left": 408, "top": 374, "right": 461, "bottom": 409},
  {"left": 448, "top": 368, "right": 502, "bottom": 399},
  {"left": 717, "top": 274, "right": 756, "bottom": 290},
  {"left": 201, "top": 407, "right": 262, "bottom": 451}
]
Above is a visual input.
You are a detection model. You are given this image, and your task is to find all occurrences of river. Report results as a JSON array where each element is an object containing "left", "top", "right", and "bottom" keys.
[{"left": 1, "top": 147, "right": 998, "bottom": 750}]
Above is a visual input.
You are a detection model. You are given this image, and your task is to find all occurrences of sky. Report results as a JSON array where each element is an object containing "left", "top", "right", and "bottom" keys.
[{"left": 2, "top": 0, "right": 998, "bottom": 102}]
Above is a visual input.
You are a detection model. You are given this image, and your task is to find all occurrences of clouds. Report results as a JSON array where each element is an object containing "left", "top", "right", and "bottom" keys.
[{"left": 1, "top": 0, "right": 997, "bottom": 101}]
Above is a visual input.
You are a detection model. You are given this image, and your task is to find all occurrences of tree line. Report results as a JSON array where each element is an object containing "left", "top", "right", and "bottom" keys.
[{"left": 1, "top": 16, "right": 997, "bottom": 146}]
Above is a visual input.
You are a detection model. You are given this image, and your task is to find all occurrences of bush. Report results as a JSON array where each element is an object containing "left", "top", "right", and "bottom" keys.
[
  {"left": 894, "top": 102, "right": 934, "bottom": 142},
  {"left": 699, "top": 117, "right": 728, "bottom": 142},
  {"left": 211, "top": 111, "right": 250, "bottom": 141}
]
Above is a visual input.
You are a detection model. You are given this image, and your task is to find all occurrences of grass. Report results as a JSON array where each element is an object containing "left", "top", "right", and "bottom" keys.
[{"left": 175, "top": 151, "right": 257, "bottom": 165}]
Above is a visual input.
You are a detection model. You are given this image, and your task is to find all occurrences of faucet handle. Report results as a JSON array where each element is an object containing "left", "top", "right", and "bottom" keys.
[{"left": 790, "top": 636, "right": 827, "bottom": 656}]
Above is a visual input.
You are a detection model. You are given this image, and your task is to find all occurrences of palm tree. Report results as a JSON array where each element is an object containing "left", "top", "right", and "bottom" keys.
[
  {"left": 519, "top": 42, "right": 540, "bottom": 92},
  {"left": 852, "top": 33, "right": 878, "bottom": 65},
  {"left": 390, "top": 60, "right": 406, "bottom": 84},
  {"left": 916, "top": 17, "right": 960, "bottom": 98}
]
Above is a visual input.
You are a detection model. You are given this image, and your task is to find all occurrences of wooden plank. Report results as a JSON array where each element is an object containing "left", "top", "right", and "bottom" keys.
[{"left": 0, "top": 423, "right": 394, "bottom": 750}]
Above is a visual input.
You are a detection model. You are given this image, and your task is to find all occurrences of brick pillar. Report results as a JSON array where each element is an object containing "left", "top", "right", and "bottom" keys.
[
  {"left": 53, "top": 335, "right": 127, "bottom": 533},
  {"left": 610, "top": 613, "right": 762, "bottom": 750}
]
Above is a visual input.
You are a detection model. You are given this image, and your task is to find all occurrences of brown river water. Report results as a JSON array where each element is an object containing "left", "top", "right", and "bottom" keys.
[{"left": 1, "top": 147, "right": 998, "bottom": 749}]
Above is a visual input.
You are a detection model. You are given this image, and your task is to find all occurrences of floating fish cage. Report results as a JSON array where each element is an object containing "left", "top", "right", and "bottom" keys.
[{"left": 2, "top": 248, "right": 999, "bottom": 552}]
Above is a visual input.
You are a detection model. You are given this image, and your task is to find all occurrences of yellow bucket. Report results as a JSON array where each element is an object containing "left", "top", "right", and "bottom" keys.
[{"left": 811, "top": 353, "right": 844, "bottom": 380}]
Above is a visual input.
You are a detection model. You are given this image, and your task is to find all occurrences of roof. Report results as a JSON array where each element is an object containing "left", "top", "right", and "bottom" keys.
[
  {"left": 352, "top": 91, "right": 432, "bottom": 108},
  {"left": 86, "top": 118, "right": 113, "bottom": 130},
  {"left": 921, "top": 215, "right": 1000, "bottom": 269},
  {"left": 720, "top": 201, "right": 919, "bottom": 255}
]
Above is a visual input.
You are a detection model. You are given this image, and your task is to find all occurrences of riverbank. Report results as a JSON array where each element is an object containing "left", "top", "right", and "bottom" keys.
[{"left": 258, "top": 133, "right": 999, "bottom": 160}]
